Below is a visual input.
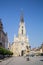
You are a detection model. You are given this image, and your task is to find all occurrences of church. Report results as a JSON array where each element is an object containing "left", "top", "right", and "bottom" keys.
[{"left": 11, "top": 14, "right": 30, "bottom": 56}]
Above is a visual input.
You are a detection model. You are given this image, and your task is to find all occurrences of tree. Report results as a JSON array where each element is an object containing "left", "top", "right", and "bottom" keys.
[{"left": 0, "top": 47, "right": 13, "bottom": 58}]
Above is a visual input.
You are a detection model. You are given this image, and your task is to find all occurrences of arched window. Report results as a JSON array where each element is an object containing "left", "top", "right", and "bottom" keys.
[{"left": 22, "top": 29, "right": 23, "bottom": 34}]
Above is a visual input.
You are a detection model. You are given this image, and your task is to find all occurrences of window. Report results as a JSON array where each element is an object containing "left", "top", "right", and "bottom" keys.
[
  {"left": 22, "top": 26, "right": 23, "bottom": 28},
  {"left": 0, "top": 43, "right": 2, "bottom": 46},
  {"left": 22, "top": 30, "right": 23, "bottom": 34},
  {"left": 26, "top": 46, "right": 29, "bottom": 49}
]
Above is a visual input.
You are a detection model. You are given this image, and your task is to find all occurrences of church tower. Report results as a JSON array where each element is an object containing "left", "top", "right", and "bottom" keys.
[{"left": 18, "top": 13, "right": 26, "bottom": 37}]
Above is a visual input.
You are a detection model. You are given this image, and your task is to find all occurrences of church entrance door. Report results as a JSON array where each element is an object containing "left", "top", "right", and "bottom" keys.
[{"left": 21, "top": 50, "right": 24, "bottom": 56}]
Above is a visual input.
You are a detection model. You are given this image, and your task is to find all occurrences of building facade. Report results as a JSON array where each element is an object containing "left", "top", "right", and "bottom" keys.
[
  {"left": 39, "top": 43, "right": 43, "bottom": 53},
  {"left": 11, "top": 14, "right": 30, "bottom": 56},
  {"left": 30, "top": 43, "right": 43, "bottom": 56},
  {"left": 0, "top": 19, "right": 8, "bottom": 49}
]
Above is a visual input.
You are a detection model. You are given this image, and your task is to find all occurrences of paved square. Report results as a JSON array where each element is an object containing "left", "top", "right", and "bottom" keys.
[{"left": 0, "top": 56, "right": 43, "bottom": 65}]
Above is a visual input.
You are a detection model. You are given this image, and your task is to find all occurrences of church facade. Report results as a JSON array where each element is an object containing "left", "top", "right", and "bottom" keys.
[{"left": 11, "top": 14, "right": 30, "bottom": 56}]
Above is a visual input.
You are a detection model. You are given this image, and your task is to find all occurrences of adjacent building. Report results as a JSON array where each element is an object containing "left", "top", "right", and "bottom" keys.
[
  {"left": 30, "top": 43, "right": 43, "bottom": 56},
  {"left": 0, "top": 19, "right": 8, "bottom": 49},
  {"left": 39, "top": 43, "right": 43, "bottom": 53},
  {"left": 11, "top": 14, "right": 30, "bottom": 56}
]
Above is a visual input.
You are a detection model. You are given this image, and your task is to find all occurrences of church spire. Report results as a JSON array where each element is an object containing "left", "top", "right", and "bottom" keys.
[
  {"left": 20, "top": 10, "right": 24, "bottom": 22},
  {"left": 18, "top": 11, "right": 26, "bottom": 36}
]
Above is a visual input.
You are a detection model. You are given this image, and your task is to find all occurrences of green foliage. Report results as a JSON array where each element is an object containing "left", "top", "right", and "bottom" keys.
[{"left": 0, "top": 47, "right": 13, "bottom": 56}]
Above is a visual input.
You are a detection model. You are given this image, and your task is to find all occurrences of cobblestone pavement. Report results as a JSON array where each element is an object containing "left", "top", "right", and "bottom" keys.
[{"left": 0, "top": 56, "right": 43, "bottom": 65}]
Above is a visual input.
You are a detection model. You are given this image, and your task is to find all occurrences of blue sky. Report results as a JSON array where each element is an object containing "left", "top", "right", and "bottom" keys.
[{"left": 0, "top": 0, "right": 43, "bottom": 48}]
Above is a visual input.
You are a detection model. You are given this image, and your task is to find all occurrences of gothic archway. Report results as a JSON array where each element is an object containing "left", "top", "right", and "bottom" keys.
[{"left": 21, "top": 50, "right": 24, "bottom": 56}]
